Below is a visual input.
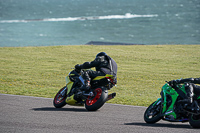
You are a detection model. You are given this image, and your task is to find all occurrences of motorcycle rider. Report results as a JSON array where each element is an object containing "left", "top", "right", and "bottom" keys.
[
  {"left": 74, "top": 52, "right": 117, "bottom": 93},
  {"left": 170, "top": 77, "right": 200, "bottom": 112}
]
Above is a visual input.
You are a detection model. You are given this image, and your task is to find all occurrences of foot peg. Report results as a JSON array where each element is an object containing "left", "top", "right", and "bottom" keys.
[{"left": 83, "top": 91, "right": 94, "bottom": 97}]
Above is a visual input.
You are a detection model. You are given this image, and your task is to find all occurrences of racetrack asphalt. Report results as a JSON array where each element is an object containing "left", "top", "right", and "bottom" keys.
[{"left": 0, "top": 93, "right": 198, "bottom": 133}]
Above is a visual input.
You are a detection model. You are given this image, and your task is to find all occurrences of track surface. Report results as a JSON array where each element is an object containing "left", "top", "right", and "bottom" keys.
[{"left": 0, "top": 94, "right": 198, "bottom": 133}]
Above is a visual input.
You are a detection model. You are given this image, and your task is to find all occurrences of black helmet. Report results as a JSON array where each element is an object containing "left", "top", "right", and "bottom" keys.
[{"left": 96, "top": 52, "right": 107, "bottom": 58}]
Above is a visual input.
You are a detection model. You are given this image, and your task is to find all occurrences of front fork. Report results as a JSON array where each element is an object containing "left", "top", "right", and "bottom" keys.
[
  {"left": 60, "top": 86, "right": 67, "bottom": 96},
  {"left": 153, "top": 98, "right": 162, "bottom": 106}
]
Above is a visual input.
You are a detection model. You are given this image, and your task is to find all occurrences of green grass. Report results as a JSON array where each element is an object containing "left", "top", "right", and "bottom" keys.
[{"left": 0, "top": 45, "right": 199, "bottom": 106}]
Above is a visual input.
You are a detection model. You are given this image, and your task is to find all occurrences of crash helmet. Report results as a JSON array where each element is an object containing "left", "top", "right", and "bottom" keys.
[{"left": 96, "top": 52, "right": 107, "bottom": 58}]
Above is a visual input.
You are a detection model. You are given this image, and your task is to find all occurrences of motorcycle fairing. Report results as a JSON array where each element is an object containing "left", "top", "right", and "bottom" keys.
[
  {"left": 65, "top": 76, "right": 74, "bottom": 94},
  {"left": 66, "top": 94, "right": 84, "bottom": 106},
  {"left": 92, "top": 74, "right": 114, "bottom": 80},
  {"left": 161, "top": 83, "right": 179, "bottom": 119}
]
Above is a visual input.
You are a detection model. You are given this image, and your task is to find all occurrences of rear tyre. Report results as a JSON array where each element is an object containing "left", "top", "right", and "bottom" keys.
[
  {"left": 144, "top": 101, "right": 162, "bottom": 124},
  {"left": 189, "top": 114, "right": 200, "bottom": 128},
  {"left": 85, "top": 87, "right": 108, "bottom": 111},
  {"left": 53, "top": 86, "right": 68, "bottom": 108}
]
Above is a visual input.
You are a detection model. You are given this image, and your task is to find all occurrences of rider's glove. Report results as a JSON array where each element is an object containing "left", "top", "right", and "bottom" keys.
[
  {"left": 75, "top": 64, "right": 81, "bottom": 73},
  {"left": 175, "top": 79, "right": 180, "bottom": 84},
  {"left": 75, "top": 64, "right": 81, "bottom": 70},
  {"left": 168, "top": 80, "right": 177, "bottom": 86}
]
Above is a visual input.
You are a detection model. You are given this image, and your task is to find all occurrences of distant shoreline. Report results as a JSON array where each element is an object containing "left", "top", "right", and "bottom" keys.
[
  {"left": 85, "top": 41, "right": 144, "bottom": 45},
  {"left": 1, "top": 43, "right": 200, "bottom": 48}
]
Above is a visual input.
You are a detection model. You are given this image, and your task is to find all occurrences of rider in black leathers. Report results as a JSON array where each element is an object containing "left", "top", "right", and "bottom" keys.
[
  {"left": 74, "top": 52, "right": 117, "bottom": 92},
  {"left": 170, "top": 77, "right": 200, "bottom": 112}
]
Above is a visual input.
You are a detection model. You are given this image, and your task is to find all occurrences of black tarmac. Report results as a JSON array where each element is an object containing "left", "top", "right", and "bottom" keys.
[{"left": 0, "top": 94, "right": 198, "bottom": 133}]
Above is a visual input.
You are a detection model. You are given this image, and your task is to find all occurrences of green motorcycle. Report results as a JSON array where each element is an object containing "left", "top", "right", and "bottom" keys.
[{"left": 144, "top": 81, "right": 200, "bottom": 128}]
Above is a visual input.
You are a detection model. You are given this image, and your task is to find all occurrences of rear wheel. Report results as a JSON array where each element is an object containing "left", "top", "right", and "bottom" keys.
[
  {"left": 85, "top": 87, "right": 108, "bottom": 111},
  {"left": 53, "top": 86, "right": 68, "bottom": 108},
  {"left": 144, "top": 101, "right": 162, "bottom": 124},
  {"left": 189, "top": 114, "right": 200, "bottom": 128}
]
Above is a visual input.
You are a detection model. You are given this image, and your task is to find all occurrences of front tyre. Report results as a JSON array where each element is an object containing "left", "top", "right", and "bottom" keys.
[
  {"left": 85, "top": 87, "right": 108, "bottom": 111},
  {"left": 53, "top": 86, "right": 68, "bottom": 108},
  {"left": 189, "top": 114, "right": 200, "bottom": 128},
  {"left": 144, "top": 101, "right": 162, "bottom": 124}
]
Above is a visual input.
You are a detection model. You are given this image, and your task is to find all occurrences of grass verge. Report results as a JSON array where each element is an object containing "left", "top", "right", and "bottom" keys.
[{"left": 0, "top": 45, "right": 199, "bottom": 106}]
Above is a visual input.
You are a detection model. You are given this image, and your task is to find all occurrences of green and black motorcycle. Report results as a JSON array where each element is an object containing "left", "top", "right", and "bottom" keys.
[
  {"left": 53, "top": 69, "right": 116, "bottom": 111},
  {"left": 144, "top": 80, "right": 200, "bottom": 128}
]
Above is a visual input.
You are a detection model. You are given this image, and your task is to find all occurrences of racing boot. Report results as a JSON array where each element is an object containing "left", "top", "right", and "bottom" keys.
[
  {"left": 72, "top": 74, "right": 91, "bottom": 97},
  {"left": 79, "top": 79, "right": 91, "bottom": 92},
  {"left": 80, "top": 71, "right": 91, "bottom": 92}
]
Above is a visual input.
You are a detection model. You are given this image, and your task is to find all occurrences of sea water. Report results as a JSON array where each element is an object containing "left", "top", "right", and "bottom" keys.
[{"left": 0, "top": 0, "right": 199, "bottom": 47}]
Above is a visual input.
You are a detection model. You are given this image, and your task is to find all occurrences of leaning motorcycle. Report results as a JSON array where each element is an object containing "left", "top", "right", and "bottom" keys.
[
  {"left": 144, "top": 80, "right": 200, "bottom": 128},
  {"left": 53, "top": 69, "right": 116, "bottom": 111}
]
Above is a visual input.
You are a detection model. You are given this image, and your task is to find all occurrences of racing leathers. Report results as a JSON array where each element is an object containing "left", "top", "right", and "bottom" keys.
[
  {"left": 170, "top": 77, "right": 200, "bottom": 112},
  {"left": 75, "top": 53, "right": 117, "bottom": 92}
]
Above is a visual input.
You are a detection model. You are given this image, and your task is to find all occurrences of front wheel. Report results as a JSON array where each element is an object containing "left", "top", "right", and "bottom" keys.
[
  {"left": 85, "top": 87, "right": 108, "bottom": 111},
  {"left": 144, "top": 100, "right": 162, "bottom": 124},
  {"left": 189, "top": 114, "right": 200, "bottom": 128},
  {"left": 53, "top": 86, "right": 68, "bottom": 108}
]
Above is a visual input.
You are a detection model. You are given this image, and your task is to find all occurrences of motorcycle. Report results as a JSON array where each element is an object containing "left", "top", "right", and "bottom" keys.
[
  {"left": 53, "top": 69, "right": 117, "bottom": 111},
  {"left": 144, "top": 80, "right": 200, "bottom": 128}
]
